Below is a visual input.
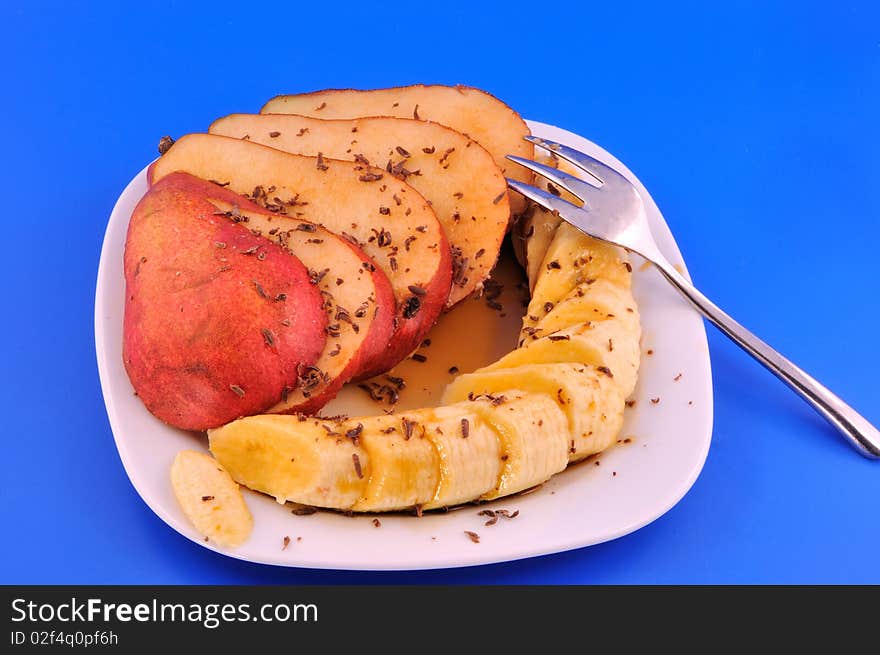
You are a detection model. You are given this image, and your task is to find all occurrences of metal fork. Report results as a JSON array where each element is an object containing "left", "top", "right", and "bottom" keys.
[{"left": 508, "top": 135, "right": 880, "bottom": 459}]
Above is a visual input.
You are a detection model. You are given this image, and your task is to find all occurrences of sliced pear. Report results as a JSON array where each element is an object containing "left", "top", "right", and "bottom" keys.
[
  {"left": 150, "top": 133, "right": 451, "bottom": 377},
  {"left": 182, "top": 176, "right": 396, "bottom": 413},
  {"left": 210, "top": 113, "right": 508, "bottom": 306},
  {"left": 261, "top": 84, "right": 533, "bottom": 214}
]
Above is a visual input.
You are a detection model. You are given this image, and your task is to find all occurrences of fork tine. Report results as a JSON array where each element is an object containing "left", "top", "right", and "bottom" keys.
[
  {"left": 506, "top": 178, "right": 584, "bottom": 217},
  {"left": 505, "top": 155, "right": 599, "bottom": 202},
  {"left": 525, "top": 135, "right": 614, "bottom": 186}
]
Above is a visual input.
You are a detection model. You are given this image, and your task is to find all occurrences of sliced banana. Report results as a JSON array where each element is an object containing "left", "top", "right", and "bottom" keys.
[
  {"left": 443, "top": 363, "right": 625, "bottom": 461},
  {"left": 522, "top": 277, "right": 639, "bottom": 341},
  {"left": 208, "top": 415, "right": 369, "bottom": 510},
  {"left": 520, "top": 156, "right": 580, "bottom": 291},
  {"left": 170, "top": 450, "right": 253, "bottom": 547},
  {"left": 462, "top": 391, "right": 569, "bottom": 499},
  {"left": 502, "top": 319, "right": 640, "bottom": 398},
  {"left": 528, "top": 225, "right": 632, "bottom": 331},
  {"left": 351, "top": 412, "right": 441, "bottom": 512},
  {"left": 421, "top": 405, "right": 501, "bottom": 509}
]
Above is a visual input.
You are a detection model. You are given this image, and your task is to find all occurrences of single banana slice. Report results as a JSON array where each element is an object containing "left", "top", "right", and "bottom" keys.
[
  {"left": 443, "top": 363, "right": 625, "bottom": 461},
  {"left": 462, "top": 391, "right": 569, "bottom": 499},
  {"left": 208, "top": 415, "right": 369, "bottom": 510},
  {"left": 170, "top": 450, "right": 253, "bottom": 547},
  {"left": 351, "top": 412, "right": 440, "bottom": 512},
  {"left": 421, "top": 405, "right": 501, "bottom": 509},
  {"left": 528, "top": 225, "right": 632, "bottom": 330},
  {"left": 505, "top": 319, "right": 640, "bottom": 398},
  {"left": 519, "top": 156, "right": 581, "bottom": 291},
  {"left": 522, "top": 278, "right": 639, "bottom": 342}
]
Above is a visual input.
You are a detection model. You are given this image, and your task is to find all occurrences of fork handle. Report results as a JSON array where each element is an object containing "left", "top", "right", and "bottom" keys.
[{"left": 653, "top": 260, "right": 880, "bottom": 459}]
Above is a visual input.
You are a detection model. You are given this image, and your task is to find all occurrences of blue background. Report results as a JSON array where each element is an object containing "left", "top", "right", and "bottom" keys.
[{"left": 3, "top": 1, "right": 878, "bottom": 584}]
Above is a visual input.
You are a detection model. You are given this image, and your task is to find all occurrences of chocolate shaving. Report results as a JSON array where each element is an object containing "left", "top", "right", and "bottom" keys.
[
  {"left": 346, "top": 423, "right": 364, "bottom": 444},
  {"left": 464, "top": 531, "right": 480, "bottom": 543},
  {"left": 157, "top": 135, "right": 175, "bottom": 154},
  {"left": 402, "top": 295, "right": 421, "bottom": 319}
]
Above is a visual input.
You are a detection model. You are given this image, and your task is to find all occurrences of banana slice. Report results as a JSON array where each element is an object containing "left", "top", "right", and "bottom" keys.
[
  {"left": 522, "top": 278, "right": 639, "bottom": 342},
  {"left": 462, "top": 391, "right": 569, "bottom": 499},
  {"left": 528, "top": 225, "right": 632, "bottom": 330},
  {"left": 421, "top": 405, "right": 501, "bottom": 509},
  {"left": 486, "top": 318, "right": 640, "bottom": 398},
  {"left": 208, "top": 415, "right": 369, "bottom": 510},
  {"left": 519, "top": 156, "right": 581, "bottom": 291},
  {"left": 170, "top": 450, "right": 253, "bottom": 547},
  {"left": 351, "top": 413, "right": 441, "bottom": 512},
  {"left": 443, "top": 363, "right": 625, "bottom": 461}
]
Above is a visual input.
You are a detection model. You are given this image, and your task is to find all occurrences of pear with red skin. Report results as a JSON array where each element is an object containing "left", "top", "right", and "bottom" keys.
[
  {"left": 123, "top": 175, "right": 326, "bottom": 430},
  {"left": 159, "top": 172, "right": 397, "bottom": 414}
]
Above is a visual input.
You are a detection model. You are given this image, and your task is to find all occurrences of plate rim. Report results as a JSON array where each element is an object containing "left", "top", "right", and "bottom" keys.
[{"left": 95, "top": 120, "right": 714, "bottom": 571}]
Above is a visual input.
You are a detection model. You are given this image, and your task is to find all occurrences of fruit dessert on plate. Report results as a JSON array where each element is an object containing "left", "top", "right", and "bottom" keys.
[{"left": 121, "top": 85, "right": 640, "bottom": 546}]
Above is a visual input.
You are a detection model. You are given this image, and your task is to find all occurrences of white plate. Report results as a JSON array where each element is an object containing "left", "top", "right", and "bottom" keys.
[{"left": 95, "top": 120, "right": 713, "bottom": 570}]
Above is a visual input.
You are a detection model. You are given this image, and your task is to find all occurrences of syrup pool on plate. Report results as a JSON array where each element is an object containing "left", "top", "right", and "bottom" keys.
[{"left": 322, "top": 251, "right": 528, "bottom": 416}]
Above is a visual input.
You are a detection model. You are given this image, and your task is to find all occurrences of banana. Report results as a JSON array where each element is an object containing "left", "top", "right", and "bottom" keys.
[
  {"left": 518, "top": 156, "right": 581, "bottom": 292},
  {"left": 443, "top": 363, "right": 625, "bottom": 461},
  {"left": 170, "top": 450, "right": 253, "bottom": 547},
  {"left": 209, "top": 415, "right": 369, "bottom": 510},
  {"left": 349, "top": 412, "right": 442, "bottom": 512},
  {"left": 420, "top": 405, "right": 501, "bottom": 509},
  {"left": 461, "top": 391, "right": 569, "bottom": 499},
  {"left": 527, "top": 224, "right": 632, "bottom": 335},
  {"left": 522, "top": 277, "right": 639, "bottom": 341},
  {"left": 209, "top": 391, "right": 572, "bottom": 511},
  {"left": 484, "top": 319, "right": 640, "bottom": 399}
]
